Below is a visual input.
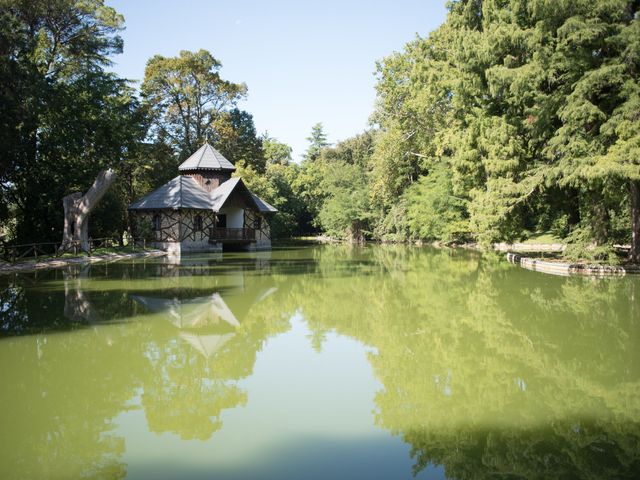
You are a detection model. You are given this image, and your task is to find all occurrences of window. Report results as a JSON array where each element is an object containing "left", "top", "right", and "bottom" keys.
[
  {"left": 194, "top": 215, "right": 203, "bottom": 231},
  {"left": 153, "top": 214, "right": 162, "bottom": 231},
  {"left": 216, "top": 214, "right": 227, "bottom": 228},
  {"left": 253, "top": 217, "right": 262, "bottom": 230}
]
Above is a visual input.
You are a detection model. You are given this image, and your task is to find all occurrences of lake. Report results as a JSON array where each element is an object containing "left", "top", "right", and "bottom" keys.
[{"left": 1, "top": 244, "right": 639, "bottom": 479}]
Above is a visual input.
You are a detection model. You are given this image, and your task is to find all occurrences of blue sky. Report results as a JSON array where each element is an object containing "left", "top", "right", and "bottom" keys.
[{"left": 106, "top": 0, "right": 448, "bottom": 160}]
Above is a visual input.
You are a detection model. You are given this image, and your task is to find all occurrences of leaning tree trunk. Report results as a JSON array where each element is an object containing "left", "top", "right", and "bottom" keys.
[
  {"left": 631, "top": 179, "right": 640, "bottom": 264},
  {"left": 59, "top": 169, "right": 117, "bottom": 253}
]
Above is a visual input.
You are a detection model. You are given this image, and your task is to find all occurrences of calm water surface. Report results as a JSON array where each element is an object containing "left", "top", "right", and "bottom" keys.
[{"left": 1, "top": 245, "right": 639, "bottom": 479}]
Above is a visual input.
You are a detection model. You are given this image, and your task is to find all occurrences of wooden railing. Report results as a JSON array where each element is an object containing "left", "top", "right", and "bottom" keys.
[
  {"left": 209, "top": 228, "right": 255, "bottom": 241},
  {"left": 1, "top": 237, "right": 149, "bottom": 263}
]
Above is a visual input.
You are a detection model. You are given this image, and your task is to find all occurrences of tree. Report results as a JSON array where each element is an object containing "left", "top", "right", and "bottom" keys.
[
  {"left": 318, "top": 161, "right": 371, "bottom": 243},
  {"left": 141, "top": 49, "right": 247, "bottom": 160},
  {"left": 542, "top": 2, "right": 640, "bottom": 261},
  {"left": 59, "top": 169, "right": 117, "bottom": 253},
  {"left": 365, "top": 0, "right": 640, "bottom": 260},
  {"left": 304, "top": 122, "right": 329, "bottom": 161},
  {"left": 0, "top": 0, "right": 144, "bottom": 243},
  {"left": 214, "top": 108, "right": 266, "bottom": 172},
  {"left": 262, "top": 134, "right": 293, "bottom": 165}
]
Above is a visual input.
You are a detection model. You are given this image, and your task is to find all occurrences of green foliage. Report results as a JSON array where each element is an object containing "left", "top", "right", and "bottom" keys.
[
  {"left": 295, "top": 131, "right": 375, "bottom": 239},
  {"left": 215, "top": 108, "right": 266, "bottom": 172},
  {"left": 359, "top": 0, "right": 640, "bottom": 257},
  {"left": 318, "top": 161, "right": 371, "bottom": 242},
  {"left": 0, "top": 0, "right": 144, "bottom": 243},
  {"left": 142, "top": 49, "right": 247, "bottom": 159},
  {"left": 405, "top": 163, "right": 469, "bottom": 243},
  {"left": 303, "top": 123, "right": 329, "bottom": 162},
  {"left": 262, "top": 135, "right": 293, "bottom": 165}
]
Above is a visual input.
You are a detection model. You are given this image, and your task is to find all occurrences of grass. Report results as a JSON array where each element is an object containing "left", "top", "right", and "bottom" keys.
[{"left": 521, "top": 232, "right": 564, "bottom": 244}]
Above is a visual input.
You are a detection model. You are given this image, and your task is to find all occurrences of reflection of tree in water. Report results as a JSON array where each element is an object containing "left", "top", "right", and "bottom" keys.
[
  {"left": 3, "top": 246, "right": 638, "bottom": 478},
  {"left": 0, "top": 257, "right": 292, "bottom": 477},
  {"left": 0, "top": 318, "right": 139, "bottom": 479},
  {"left": 129, "top": 258, "right": 292, "bottom": 441},
  {"left": 0, "top": 264, "right": 148, "bottom": 478},
  {"left": 288, "top": 246, "right": 640, "bottom": 478},
  {"left": 141, "top": 335, "right": 248, "bottom": 440}
]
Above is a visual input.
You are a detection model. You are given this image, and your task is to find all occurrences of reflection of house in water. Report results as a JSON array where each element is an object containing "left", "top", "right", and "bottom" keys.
[
  {"left": 131, "top": 265, "right": 277, "bottom": 359},
  {"left": 131, "top": 293, "right": 241, "bottom": 359}
]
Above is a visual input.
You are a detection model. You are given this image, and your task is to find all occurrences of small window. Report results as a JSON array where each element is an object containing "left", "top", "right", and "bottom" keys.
[
  {"left": 194, "top": 215, "right": 203, "bottom": 231},
  {"left": 253, "top": 217, "right": 262, "bottom": 230},
  {"left": 216, "top": 214, "right": 227, "bottom": 228},
  {"left": 153, "top": 214, "right": 162, "bottom": 231}
]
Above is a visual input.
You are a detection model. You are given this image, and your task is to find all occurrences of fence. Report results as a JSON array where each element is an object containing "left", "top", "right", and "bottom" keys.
[
  {"left": 209, "top": 228, "right": 255, "bottom": 241},
  {"left": 1, "top": 237, "right": 149, "bottom": 263}
]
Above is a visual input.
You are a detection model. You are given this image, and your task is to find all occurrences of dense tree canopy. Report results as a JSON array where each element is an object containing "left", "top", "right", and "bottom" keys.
[
  {"left": 1, "top": 0, "right": 639, "bottom": 259},
  {"left": 293, "top": 0, "right": 639, "bottom": 261},
  {"left": 378, "top": 0, "right": 640, "bottom": 260},
  {"left": 0, "top": 0, "right": 144, "bottom": 243}
]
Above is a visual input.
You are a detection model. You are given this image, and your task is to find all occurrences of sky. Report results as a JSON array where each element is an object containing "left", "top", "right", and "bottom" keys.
[{"left": 106, "top": 0, "right": 448, "bottom": 161}]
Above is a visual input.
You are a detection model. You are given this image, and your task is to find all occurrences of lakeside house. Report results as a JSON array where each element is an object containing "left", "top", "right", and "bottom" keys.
[{"left": 129, "top": 143, "right": 276, "bottom": 254}]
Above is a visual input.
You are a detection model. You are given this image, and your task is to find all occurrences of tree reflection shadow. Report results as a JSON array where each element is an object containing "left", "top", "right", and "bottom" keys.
[
  {"left": 0, "top": 256, "right": 292, "bottom": 478},
  {"left": 1, "top": 246, "right": 639, "bottom": 478},
  {"left": 289, "top": 246, "right": 640, "bottom": 478}
]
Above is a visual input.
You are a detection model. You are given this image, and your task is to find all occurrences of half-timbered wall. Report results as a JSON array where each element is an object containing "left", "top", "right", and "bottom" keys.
[
  {"left": 179, "top": 210, "right": 216, "bottom": 242},
  {"left": 133, "top": 210, "right": 216, "bottom": 242},
  {"left": 132, "top": 207, "right": 271, "bottom": 253},
  {"left": 244, "top": 208, "right": 271, "bottom": 249}
]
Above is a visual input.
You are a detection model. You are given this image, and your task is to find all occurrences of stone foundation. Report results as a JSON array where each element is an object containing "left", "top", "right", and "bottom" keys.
[
  {"left": 506, "top": 253, "right": 640, "bottom": 277},
  {"left": 152, "top": 239, "right": 271, "bottom": 255}
]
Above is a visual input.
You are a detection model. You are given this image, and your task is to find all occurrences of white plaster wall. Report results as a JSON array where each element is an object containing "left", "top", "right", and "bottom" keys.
[{"left": 219, "top": 207, "right": 244, "bottom": 228}]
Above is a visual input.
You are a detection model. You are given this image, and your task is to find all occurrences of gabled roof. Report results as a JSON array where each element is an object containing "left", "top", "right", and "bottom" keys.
[
  {"left": 129, "top": 176, "right": 213, "bottom": 210},
  {"left": 178, "top": 143, "right": 236, "bottom": 172},
  {"left": 129, "top": 176, "right": 278, "bottom": 213},
  {"left": 131, "top": 293, "right": 240, "bottom": 330},
  {"left": 210, "top": 177, "right": 242, "bottom": 211},
  {"left": 210, "top": 177, "right": 278, "bottom": 213},
  {"left": 251, "top": 193, "right": 278, "bottom": 213}
]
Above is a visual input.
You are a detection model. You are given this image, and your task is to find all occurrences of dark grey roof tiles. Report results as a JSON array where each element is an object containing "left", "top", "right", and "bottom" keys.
[
  {"left": 129, "top": 175, "right": 277, "bottom": 213},
  {"left": 251, "top": 193, "right": 278, "bottom": 213},
  {"left": 128, "top": 176, "right": 213, "bottom": 210},
  {"left": 210, "top": 177, "right": 241, "bottom": 211},
  {"left": 210, "top": 178, "right": 278, "bottom": 213},
  {"left": 178, "top": 143, "right": 236, "bottom": 171}
]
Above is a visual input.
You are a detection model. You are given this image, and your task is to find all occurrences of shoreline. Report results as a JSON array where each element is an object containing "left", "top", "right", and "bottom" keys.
[
  {"left": 0, "top": 250, "right": 167, "bottom": 275},
  {"left": 506, "top": 252, "right": 640, "bottom": 277},
  {"left": 307, "top": 236, "right": 640, "bottom": 277}
]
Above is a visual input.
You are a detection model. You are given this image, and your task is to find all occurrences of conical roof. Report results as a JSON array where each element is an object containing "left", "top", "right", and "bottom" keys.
[{"left": 178, "top": 143, "right": 236, "bottom": 171}]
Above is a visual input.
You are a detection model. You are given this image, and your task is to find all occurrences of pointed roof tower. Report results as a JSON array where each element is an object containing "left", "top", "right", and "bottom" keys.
[{"left": 178, "top": 143, "right": 236, "bottom": 172}]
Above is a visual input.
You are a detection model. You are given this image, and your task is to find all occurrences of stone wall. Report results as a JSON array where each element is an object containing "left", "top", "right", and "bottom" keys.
[{"left": 506, "top": 253, "right": 640, "bottom": 276}]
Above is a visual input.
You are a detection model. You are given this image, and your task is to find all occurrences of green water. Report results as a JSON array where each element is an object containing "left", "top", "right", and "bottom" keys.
[{"left": 1, "top": 245, "right": 639, "bottom": 479}]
